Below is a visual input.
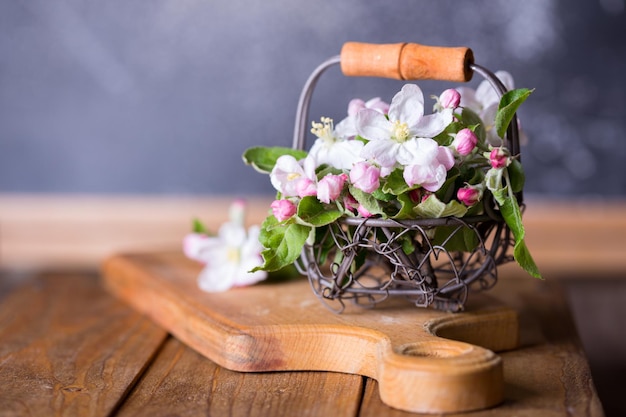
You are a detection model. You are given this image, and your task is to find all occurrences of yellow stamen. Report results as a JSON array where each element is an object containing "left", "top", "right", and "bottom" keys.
[
  {"left": 392, "top": 120, "right": 410, "bottom": 142},
  {"left": 310, "top": 117, "right": 335, "bottom": 142},
  {"left": 227, "top": 247, "right": 240, "bottom": 263}
]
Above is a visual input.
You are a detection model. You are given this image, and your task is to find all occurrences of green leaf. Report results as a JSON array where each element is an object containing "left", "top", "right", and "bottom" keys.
[
  {"left": 242, "top": 146, "right": 308, "bottom": 174},
  {"left": 513, "top": 239, "right": 542, "bottom": 279},
  {"left": 413, "top": 195, "right": 468, "bottom": 218},
  {"left": 381, "top": 169, "right": 411, "bottom": 196},
  {"left": 498, "top": 171, "right": 542, "bottom": 279},
  {"left": 349, "top": 186, "right": 386, "bottom": 217},
  {"left": 372, "top": 188, "right": 396, "bottom": 202},
  {"left": 495, "top": 88, "right": 533, "bottom": 139},
  {"left": 507, "top": 159, "right": 525, "bottom": 193},
  {"left": 253, "top": 221, "right": 311, "bottom": 272},
  {"left": 192, "top": 218, "right": 209, "bottom": 234},
  {"left": 432, "top": 121, "right": 463, "bottom": 146},
  {"left": 392, "top": 193, "right": 417, "bottom": 219},
  {"left": 297, "top": 196, "right": 343, "bottom": 227},
  {"left": 432, "top": 225, "right": 479, "bottom": 252}
]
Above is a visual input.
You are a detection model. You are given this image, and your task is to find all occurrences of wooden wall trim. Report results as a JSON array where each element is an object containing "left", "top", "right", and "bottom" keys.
[{"left": 1, "top": 193, "right": 625, "bottom": 277}]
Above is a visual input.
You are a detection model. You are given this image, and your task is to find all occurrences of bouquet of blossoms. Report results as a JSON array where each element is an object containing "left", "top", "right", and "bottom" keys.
[{"left": 243, "top": 72, "right": 540, "bottom": 309}]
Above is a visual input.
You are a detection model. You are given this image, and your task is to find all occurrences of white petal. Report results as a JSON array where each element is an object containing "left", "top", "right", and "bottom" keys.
[
  {"left": 334, "top": 116, "right": 357, "bottom": 139},
  {"left": 411, "top": 108, "right": 453, "bottom": 138},
  {"left": 361, "top": 139, "right": 400, "bottom": 168},
  {"left": 396, "top": 138, "right": 438, "bottom": 165},
  {"left": 330, "top": 140, "right": 364, "bottom": 169},
  {"left": 389, "top": 84, "right": 425, "bottom": 127},
  {"left": 219, "top": 222, "right": 247, "bottom": 247},
  {"left": 356, "top": 109, "right": 392, "bottom": 141},
  {"left": 197, "top": 260, "right": 236, "bottom": 292},
  {"left": 476, "top": 71, "right": 513, "bottom": 107},
  {"left": 457, "top": 86, "right": 482, "bottom": 112},
  {"left": 183, "top": 233, "right": 222, "bottom": 263}
]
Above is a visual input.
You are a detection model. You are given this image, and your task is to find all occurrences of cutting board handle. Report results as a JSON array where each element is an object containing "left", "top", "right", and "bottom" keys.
[{"left": 340, "top": 42, "right": 474, "bottom": 82}]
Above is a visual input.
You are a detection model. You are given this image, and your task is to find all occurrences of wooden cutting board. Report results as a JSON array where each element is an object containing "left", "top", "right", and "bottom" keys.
[{"left": 101, "top": 251, "right": 519, "bottom": 414}]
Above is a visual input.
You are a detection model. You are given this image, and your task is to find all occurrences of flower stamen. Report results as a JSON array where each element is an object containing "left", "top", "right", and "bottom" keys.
[
  {"left": 311, "top": 117, "right": 336, "bottom": 143},
  {"left": 391, "top": 120, "right": 410, "bottom": 143}
]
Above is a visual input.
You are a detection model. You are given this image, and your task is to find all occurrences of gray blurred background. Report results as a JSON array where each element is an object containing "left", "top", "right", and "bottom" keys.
[{"left": 1, "top": 0, "right": 625, "bottom": 196}]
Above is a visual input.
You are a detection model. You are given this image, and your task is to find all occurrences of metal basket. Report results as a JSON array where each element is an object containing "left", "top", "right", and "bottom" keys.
[{"left": 292, "top": 43, "right": 521, "bottom": 313}]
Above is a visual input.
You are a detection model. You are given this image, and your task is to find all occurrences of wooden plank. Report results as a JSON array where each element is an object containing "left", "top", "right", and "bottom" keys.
[
  {"left": 357, "top": 273, "right": 605, "bottom": 417},
  {"left": 115, "top": 336, "right": 364, "bottom": 417},
  {"left": 0, "top": 271, "right": 168, "bottom": 417},
  {"left": 102, "top": 251, "right": 520, "bottom": 414}
]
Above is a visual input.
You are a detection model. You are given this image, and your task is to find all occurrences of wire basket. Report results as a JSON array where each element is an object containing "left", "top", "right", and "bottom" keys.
[{"left": 292, "top": 43, "right": 522, "bottom": 313}]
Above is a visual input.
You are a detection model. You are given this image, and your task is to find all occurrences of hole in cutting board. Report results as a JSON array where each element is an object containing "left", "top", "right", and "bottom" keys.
[{"left": 399, "top": 341, "right": 472, "bottom": 358}]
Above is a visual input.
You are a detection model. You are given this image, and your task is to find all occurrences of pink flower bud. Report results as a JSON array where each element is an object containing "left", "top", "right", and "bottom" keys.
[
  {"left": 317, "top": 173, "right": 347, "bottom": 204},
  {"left": 270, "top": 199, "right": 296, "bottom": 221},
  {"left": 489, "top": 147, "right": 510, "bottom": 169},
  {"left": 357, "top": 204, "right": 373, "bottom": 218},
  {"left": 452, "top": 128, "right": 478, "bottom": 156},
  {"left": 349, "top": 161, "right": 381, "bottom": 193},
  {"left": 439, "top": 89, "right": 461, "bottom": 109},
  {"left": 296, "top": 178, "right": 317, "bottom": 198},
  {"left": 343, "top": 194, "right": 359, "bottom": 213},
  {"left": 457, "top": 185, "right": 483, "bottom": 206}
]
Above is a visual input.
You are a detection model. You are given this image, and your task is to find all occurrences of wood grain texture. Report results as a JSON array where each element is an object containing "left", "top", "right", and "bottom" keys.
[
  {"left": 102, "top": 251, "right": 521, "bottom": 414},
  {"left": 0, "top": 271, "right": 168, "bottom": 417},
  {"left": 340, "top": 42, "right": 473, "bottom": 82},
  {"left": 115, "top": 336, "right": 364, "bottom": 417},
  {"left": 354, "top": 274, "right": 605, "bottom": 417}
]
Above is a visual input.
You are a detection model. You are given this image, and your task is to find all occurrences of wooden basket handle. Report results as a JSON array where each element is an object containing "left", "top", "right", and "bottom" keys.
[{"left": 340, "top": 42, "right": 474, "bottom": 82}]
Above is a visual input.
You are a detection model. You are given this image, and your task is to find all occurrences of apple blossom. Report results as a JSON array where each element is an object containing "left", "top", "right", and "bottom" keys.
[
  {"left": 270, "top": 154, "right": 317, "bottom": 197},
  {"left": 489, "top": 147, "right": 510, "bottom": 169},
  {"left": 317, "top": 173, "right": 347, "bottom": 204},
  {"left": 438, "top": 88, "right": 461, "bottom": 109},
  {"left": 296, "top": 177, "right": 317, "bottom": 197},
  {"left": 457, "top": 184, "right": 484, "bottom": 206},
  {"left": 308, "top": 117, "right": 363, "bottom": 170},
  {"left": 335, "top": 97, "right": 390, "bottom": 139},
  {"left": 357, "top": 204, "right": 373, "bottom": 218},
  {"left": 357, "top": 84, "right": 453, "bottom": 169},
  {"left": 184, "top": 202, "right": 267, "bottom": 292},
  {"left": 270, "top": 199, "right": 297, "bottom": 221},
  {"left": 451, "top": 128, "right": 478, "bottom": 156},
  {"left": 400, "top": 138, "right": 455, "bottom": 192},
  {"left": 343, "top": 193, "right": 359, "bottom": 214},
  {"left": 349, "top": 161, "right": 381, "bottom": 193},
  {"left": 270, "top": 155, "right": 306, "bottom": 197}
]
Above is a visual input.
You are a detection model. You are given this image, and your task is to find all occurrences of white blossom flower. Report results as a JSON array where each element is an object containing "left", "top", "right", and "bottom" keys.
[
  {"left": 356, "top": 84, "right": 453, "bottom": 170},
  {"left": 334, "top": 97, "right": 390, "bottom": 139},
  {"left": 183, "top": 202, "right": 267, "bottom": 292},
  {"left": 270, "top": 154, "right": 315, "bottom": 197},
  {"left": 308, "top": 117, "right": 363, "bottom": 170},
  {"left": 400, "top": 138, "right": 455, "bottom": 192}
]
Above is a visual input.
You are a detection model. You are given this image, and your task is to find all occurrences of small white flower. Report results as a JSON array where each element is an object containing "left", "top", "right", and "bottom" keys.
[
  {"left": 183, "top": 203, "right": 267, "bottom": 292},
  {"left": 356, "top": 84, "right": 453, "bottom": 170},
  {"left": 308, "top": 117, "right": 363, "bottom": 170}
]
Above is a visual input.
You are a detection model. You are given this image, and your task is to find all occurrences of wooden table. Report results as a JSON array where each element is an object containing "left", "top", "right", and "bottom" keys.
[{"left": 0, "top": 262, "right": 604, "bottom": 417}]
